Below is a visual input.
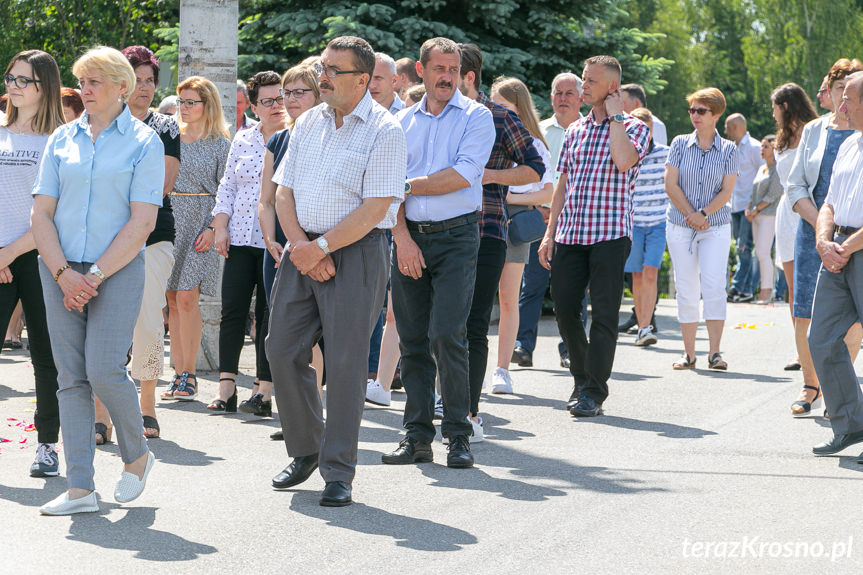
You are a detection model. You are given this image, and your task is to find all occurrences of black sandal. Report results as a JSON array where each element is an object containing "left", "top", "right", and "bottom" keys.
[
  {"left": 708, "top": 353, "right": 727, "bottom": 370},
  {"left": 95, "top": 422, "right": 113, "bottom": 445},
  {"left": 161, "top": 373, "right": 182, "bottom": 400},
  {"left": 792, "top": 385, "right": 823, "bottom": 418},
  {"left": 207, "top": 378, "right": 237, "bottom": 412},
  {"left": 143, "top": 415, "right": 160, "bottom": 438},
  {"left": 174, "top": 372, "right": 198, "bottom": 401}
]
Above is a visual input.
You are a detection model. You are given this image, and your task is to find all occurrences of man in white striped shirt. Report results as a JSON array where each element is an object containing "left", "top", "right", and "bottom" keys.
[{"left": 624, "top": 108, "right": 669, "bottom": 346}]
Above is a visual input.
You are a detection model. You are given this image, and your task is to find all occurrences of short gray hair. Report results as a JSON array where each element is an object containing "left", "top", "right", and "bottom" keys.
[
  {"left": 158, "top": 95, "right": 177, "bottom": 114},
  {"left": 375, "top": 52, "right": 397, "bottom": 76},
  {"left": 236, "top": 79, "right": 249, "bottom": 99},
  {"left": 551, "top": 72, "right": 583, "bottom": 96}
]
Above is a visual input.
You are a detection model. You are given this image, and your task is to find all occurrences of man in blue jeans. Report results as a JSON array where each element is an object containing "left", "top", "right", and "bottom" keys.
[
  {"left": 513, "top": 72, "right": 583, "bottom": 368},
  {"left": 724, "top": 113, "right": 763, "bottom": 302}
]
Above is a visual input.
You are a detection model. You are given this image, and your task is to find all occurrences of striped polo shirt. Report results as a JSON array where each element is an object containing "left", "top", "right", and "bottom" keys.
[
  {"left": 665, "top": 131, "right": 738, "bottom": 228},
  {"left": 631, "top": 142, "right": 669, "bottom": 227}
]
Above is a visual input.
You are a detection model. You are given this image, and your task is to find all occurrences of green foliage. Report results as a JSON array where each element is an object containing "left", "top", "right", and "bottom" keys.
[{"left": 0, "top": 0, "right": 178, "bottom": 87}]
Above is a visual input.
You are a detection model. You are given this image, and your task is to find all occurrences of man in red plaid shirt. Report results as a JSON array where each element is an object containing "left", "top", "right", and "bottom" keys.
[{"left": 538, "top": 55, "right": 650, "bottom": 417}]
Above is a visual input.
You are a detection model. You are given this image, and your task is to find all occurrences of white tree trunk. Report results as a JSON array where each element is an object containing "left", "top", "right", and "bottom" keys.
[
  {"left": 179, "top": 0, "right": 239, "bottom": 134},
  {"left": 178, "top": 0, "right": 238, "bottom": 371}
]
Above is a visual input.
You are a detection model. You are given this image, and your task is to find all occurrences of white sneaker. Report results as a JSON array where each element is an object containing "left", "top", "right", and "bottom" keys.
[
  {"left": 490, "top": 367, "right": 513, "bottom": 394},
  {"left": 635, "top": 325, "right": 658, "bottom": 347},
  {"left": 39, "top": 491, "right": 99, "bottom": 515},
  {"left": 365, "top": 379, "right": 391, "bottom": 406},
  {"left": 115, "top": 450, "right": 155, "bottom": 504}
]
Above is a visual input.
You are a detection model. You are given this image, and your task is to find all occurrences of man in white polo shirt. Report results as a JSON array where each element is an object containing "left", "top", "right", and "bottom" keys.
[{"left": 809, "top": 72, "right": 863, "bottom": 459}]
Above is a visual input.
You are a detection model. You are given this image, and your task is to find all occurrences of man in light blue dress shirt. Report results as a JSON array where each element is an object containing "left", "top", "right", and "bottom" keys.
[{"left": 382, "top": 37, "right": 495, "bottom": 470}]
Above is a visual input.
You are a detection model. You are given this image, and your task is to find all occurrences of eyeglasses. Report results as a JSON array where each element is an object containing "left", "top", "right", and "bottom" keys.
[
  {"left": 257, "top": 96, "right": 285, "bottom": 108},
  {"left": 313, "top": 62, "right": 364, "bottom": 79},
  {"left": 3, "top": 73, "right": 41, "bottom": 89},
  {"left": 687, "top": 107, "right": 710, "bottom": 116},
  {"left": 177, "top": 98, "right": 204, "bottom": 107},
  {"left": 280, "top": 88, "right": 313, "bottom": 99}
]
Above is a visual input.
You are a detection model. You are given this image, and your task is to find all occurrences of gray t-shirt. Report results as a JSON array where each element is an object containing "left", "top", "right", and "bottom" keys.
[{"left": 0, "top": 127, "right": 49, "bottom": 247}]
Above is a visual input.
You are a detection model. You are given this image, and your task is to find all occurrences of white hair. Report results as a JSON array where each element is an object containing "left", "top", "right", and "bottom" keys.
[
  {"left": 551, "top": 72, "right": 583, "bottom": 96},
  {"left": 375, "top": 52, "right": 397, "bottom": 76},
  {"left": 158, "top": 95, "right": 178, "bottom": 114}
]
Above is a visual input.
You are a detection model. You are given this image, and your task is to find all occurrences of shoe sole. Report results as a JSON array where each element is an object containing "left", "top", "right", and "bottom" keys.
[
  {"left": 635, "top": 336, "right": 658, "bottom": 347},
  {"left": 174, "top": 395, "right": 198, "bottom": 401},
  {"left": 39, "top": 503, "right": 99, "bottom": 515},
  {"left": 272, "top": 465, "right": 318, "bottom": 489},
  {"left": 813, "top": 437, "right": 863, "bottom": 456},
  {"left": 319, "top": 497, "right": 352, "bottom": 507},
  {"left": 381, "top": 454, "right": 433, "bottom": 465},
  {"left": 447, "top": 460, "right": 474, "bottom": 469},
  {"left": 490, "top": 387, "right": 512, "bottom": 394},
  {"left": 364, "top": 398, "right": 391, "bottom": 407},
  {"left": 30, "top": 470, "right": 60, "bottom": 477},
  {"left": 570, "top": 408, "right": 604, "bottom": 417}
]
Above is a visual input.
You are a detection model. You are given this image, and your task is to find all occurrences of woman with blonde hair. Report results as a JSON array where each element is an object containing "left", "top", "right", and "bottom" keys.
[
  {"left": 488, "top": 76, "right": 553, "bottom": 396},
  {"left": 163, "top": 76, "right": 231, "bottom": 401},
  {"left": 32, "top": 46, "right": 164, "bottom": 514},
  {"left": 0, "top": 49, "right": 65, "bottom": 478}
]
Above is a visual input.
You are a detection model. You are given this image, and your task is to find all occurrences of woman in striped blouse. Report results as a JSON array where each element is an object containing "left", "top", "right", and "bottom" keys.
[{"left": 664, "top": 88, "right": 739, "bottom": 371}]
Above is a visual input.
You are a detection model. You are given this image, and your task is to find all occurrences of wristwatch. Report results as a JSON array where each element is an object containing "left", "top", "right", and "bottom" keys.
[
  {"left": 404, "top": 180, "right": 412, "bottom": 196},
  {"left": 699, "top": 209, "right": 708, "bottom": 217},
  {"left": 316, "top": 236, "right": 330, "bottom": 256},
  {"left": 88, "top": 264, "right": 107, "bottom": 281},
  {"left": 611, "top": 113, "right": 625, "bottom": 123}
]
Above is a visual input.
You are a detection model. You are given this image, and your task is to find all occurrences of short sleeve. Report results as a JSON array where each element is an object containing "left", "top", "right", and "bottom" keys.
[
  {"left": 129, "top": 133, "right": 166, "bottom": 206},
  {"left": 32, "top": 130, "right": 61, "bottom": 198},
  {"left": 161, "top": 118, "right": 180, "bottom": 160},
  {"left": 625, "top": 118, "right": 650, "bottom": 161},
  {"left": 724, "top": 143, "right": 740, "bottom": 175},
  {"left": 666, "top": 137, "right": 683, "bottom": 168}
]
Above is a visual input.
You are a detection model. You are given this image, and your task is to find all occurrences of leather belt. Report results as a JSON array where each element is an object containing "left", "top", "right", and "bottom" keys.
[
  {"left": 305, "top": 229, "right": 384, "bottom": 241},
  {"left": 406, "top": 212, "right": 480, "bottom": 234},
  {"left": 834, "top": 225, "right": 860, "bottom": 236}
]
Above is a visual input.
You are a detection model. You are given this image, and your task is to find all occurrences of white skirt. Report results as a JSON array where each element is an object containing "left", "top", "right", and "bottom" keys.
[{"left": 774, "top": 194, "right": 798, "bottom": 265}]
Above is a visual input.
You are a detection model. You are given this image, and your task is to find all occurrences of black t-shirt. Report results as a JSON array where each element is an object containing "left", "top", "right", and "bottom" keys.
[{"left": 144, "top": 111, "right": 181, "bottom": 246}]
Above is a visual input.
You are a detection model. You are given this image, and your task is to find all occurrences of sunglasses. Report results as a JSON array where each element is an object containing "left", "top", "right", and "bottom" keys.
[
  {"left": 3, "top": 73, "right": 41, "bottom": 89},
  {"left": 687, "top": 107, "right": 710, "bottom": 116},
  {"left": 280, "top": 88, "right": 313, "bottom": 99},
  {"left": 177, "top": 98, "right": 204, "bottom": 107},
  {"left": 257, "top": 96, "right": 284, "bottom": 108}
]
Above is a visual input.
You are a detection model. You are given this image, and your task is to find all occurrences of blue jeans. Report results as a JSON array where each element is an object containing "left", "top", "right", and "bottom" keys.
[{"left": 730, "top": 211, "right": 759, "bottom": 294}]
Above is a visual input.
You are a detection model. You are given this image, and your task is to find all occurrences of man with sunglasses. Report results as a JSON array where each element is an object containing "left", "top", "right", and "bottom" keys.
[
  {"left": 267, "top": 36, "right": 407, "bottom": 507},
  {"left": 538, "top": 55, "right": 650, "bottom": 418}
]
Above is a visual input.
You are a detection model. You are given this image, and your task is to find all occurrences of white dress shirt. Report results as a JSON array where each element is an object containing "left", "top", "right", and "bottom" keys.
[
  {"left": 825, "top": 132, "right": 863, "bottom": 228},
  {"left": 730, "top": 132, "right": 764, "bottom": 212},
  {"left": 213, "top": 124, "right": 267, "bottom": 248}
]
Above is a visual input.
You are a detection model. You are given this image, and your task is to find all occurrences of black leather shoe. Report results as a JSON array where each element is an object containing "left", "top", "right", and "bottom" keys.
[
  {"left": 320, "top": 481, "right": 352, "bottom": 507},
  {"left": 382, "top": 437, "right": 433, "bottom": 465},
  {"left": 272, "top": 454, "right": 318, "bottom": 488},
  {"left": 446, "top": 435, "right": 474, "bottom": 468},
  {"left": 569, "top": 396, "right": 603, "bottom": 417},
  {"left": 239, "top": 393, "right": 272, "bottom": 417},
  {"left": 511, "top": 346, "right": 533, "bottom": 367},
  {"left": 812, "top": 430, "right": 863, "bottom": 455},
  {"left": 566, "top": 385, "right": 579, "bottom": 409},
  {"left": 270, "top": 430, "right": 284, "bottom": 441}
]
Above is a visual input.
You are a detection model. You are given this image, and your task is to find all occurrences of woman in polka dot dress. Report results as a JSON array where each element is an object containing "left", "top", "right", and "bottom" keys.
[{"left": 206, "top": 71, "right": 288, "bottom": 416}]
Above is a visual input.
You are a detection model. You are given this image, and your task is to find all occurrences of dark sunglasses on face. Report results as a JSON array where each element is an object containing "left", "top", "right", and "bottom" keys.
[
  {"left": 3, "top": 73, "right": 41, "bottom": 89},
  {"left": 280, "top": 88, "right": 313, "bottom": 99},
  {"left": 687, "top": 107, "right": 710, "bottom": 116}
]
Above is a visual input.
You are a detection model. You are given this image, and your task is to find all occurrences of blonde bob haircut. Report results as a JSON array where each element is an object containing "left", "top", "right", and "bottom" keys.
[
  {"left": 281, "top": 64, "right": 321, "bottom": 128},
  {"left": 629, "top": 107, "right": 653, "bottom": 129},
  {"left": 686, "top": 87, "right": 726, "bottom": 117},
  {"left": 176, "top": 75, "right": 230, "bottom": 140},
  {"left": 72, "top": 46, "right": 136, "bottom": 103}
]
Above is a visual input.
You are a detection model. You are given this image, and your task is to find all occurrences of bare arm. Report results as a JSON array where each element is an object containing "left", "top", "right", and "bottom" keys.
[
  {"left": 506, "top": 182, "right": 553, "bottom": 206},
  {"left": 392, "top": 204, "right": 426, "bottom": 279},
  {"left": 664, "top": 165, "right": 696, "bottom": 220},
  {"left": 484, "top": 164, "right": 541, "bottom": 186},
  {"left": 794, "top": 197, "right": 820, "bottom": 228},
  {"left": 408, "top": 167, "right": 470, "bottom": 196},
  {"left": 163, "top": 156, "right": 179, "bottom": 197},
  {"left": 93, "top": 202, "right": 159, "bottom": 277},
  {"left": 537, "top": 175, "right": 567, "bottom": 269},
  {"left": 0, "top": 231, "right": 36, "bottom": 281},
  {"left": 258, "top": 150, "right": 282, "bottom": 264}
]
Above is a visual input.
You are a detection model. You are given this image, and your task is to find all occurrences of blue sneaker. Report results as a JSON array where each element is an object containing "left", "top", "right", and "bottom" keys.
[{"left": 30, "top": 443, "right": 59, "bottom": 477}]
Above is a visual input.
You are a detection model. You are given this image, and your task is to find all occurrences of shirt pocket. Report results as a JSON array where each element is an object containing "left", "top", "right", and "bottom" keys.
[{"left": 333, "top": 150, "right": 367, "bottom": 194}]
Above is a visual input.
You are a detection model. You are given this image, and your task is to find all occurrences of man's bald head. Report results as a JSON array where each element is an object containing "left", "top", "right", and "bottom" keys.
[
  {"left": 841, "top": 71, "right": 863, "bottom": 131},
  {"left": 724, "top": 113, "right": 747, "bottom": 144}
]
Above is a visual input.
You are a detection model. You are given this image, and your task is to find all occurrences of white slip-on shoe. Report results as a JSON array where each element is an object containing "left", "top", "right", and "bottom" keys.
[
  {"left": 470, "top": 416, "right": 484, "bottom": 443},
  {"left": 365, "top": 379, "right": 392, "bottom": 406},
  {"left": 490, "top": 367, "right": 513, "bottom": 394},
  {"left": 39, "top": 491, "right": 99, "bottom": 516},
  {"left": 115, "top": 450, "right": 155, "bottom": 504}
]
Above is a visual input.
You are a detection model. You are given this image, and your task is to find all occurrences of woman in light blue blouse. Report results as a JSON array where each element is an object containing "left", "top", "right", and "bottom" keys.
[
  {"left": 665, "top": 87, "right": 738, "bottom": 371},
  {"left": 31, "top": 47, "right": 165, "bottom": 515}
]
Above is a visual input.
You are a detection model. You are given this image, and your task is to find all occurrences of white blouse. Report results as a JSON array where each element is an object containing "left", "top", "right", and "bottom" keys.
[{"left": 213, "top": 124, "right": 267, "bottom": 248}]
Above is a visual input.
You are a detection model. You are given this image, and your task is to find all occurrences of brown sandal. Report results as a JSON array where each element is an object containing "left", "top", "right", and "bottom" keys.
[
  {"left": 708, "top": 353, "right": 727, "bottom": 370},
  {"left": 672, "top": 354, "right": 696, "bottom": 370}
]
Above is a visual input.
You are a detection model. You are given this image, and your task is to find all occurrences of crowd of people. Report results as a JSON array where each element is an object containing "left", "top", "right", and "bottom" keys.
[{"left": 2, "top": 34, "right": 863, "bottom": 513}]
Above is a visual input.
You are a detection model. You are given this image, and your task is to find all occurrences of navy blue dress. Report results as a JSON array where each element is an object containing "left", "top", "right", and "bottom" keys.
[
  {"left": 262, "top": 128, "right": 290, "bottom": 303},
  {"left": 793, "top": 128, "right": 854, "bottom": 318}
]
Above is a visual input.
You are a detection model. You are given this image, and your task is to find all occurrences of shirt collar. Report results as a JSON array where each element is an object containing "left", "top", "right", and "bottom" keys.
[
  {"left": 586, "top": 108, "right": 613, "bottom": 125},
  {"left": 76, "top": 104, "right": 133, "bottom": 135},
  {"left": 739, "top": 132, "right": 751, "bottom": 146},
  {"left": 322, "top": 90, "right": 374, "bottom": 123},
  {"left": 416, "top": 88, "right": 470, "bottom": 117},
  {"left": 686, "top": 130, "right": 722, "bottom": 151}
]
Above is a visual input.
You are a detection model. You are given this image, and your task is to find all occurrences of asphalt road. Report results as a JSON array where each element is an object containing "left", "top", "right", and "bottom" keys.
[{"left": 1, "top": 298, "right": 862, "bottom": 574}]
